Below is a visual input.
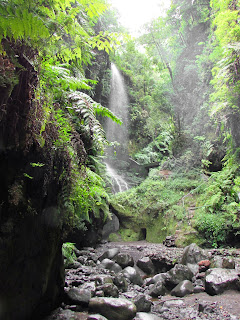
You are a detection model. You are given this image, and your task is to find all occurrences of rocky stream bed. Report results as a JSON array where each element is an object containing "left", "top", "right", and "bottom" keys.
[{"left": 44, "top": 241, "right": 240, "bottom": 320}]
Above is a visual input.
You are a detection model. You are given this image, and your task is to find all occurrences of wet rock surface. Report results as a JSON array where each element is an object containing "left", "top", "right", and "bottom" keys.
[{"left": 44, "top": 242, "right": 240, "bottom": 320}]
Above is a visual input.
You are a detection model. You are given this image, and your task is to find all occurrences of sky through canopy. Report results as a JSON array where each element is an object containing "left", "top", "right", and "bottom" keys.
[{"left": 109, "top": 0, "right": 171, "bottom": 34}]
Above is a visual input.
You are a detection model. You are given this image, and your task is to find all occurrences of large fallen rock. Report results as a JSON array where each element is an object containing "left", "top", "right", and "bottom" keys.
[
  {"left": 166, "top": 264, "right": 194, "bottom": 288},
  {"left": 171, "top": 280, "right": 194, "bottom": 297},
  {"left": 114, "top": 253, "right": 134, "bottom": 268},
  {"left": 205, "top": 268, "right": 240, "bottom": 295},
  {"left": 65, "top": 287, "right": 91, "bottom": 306},
  {"left": 89, "top": 297, "right": 137, "bottom": 320},
  {"left": 121, "top": 266, "right": 143, "bottom": 286},
  {"left": 98, "top": 248, "right": 120, "bottom": 262},
  {"left": 180, "top": 243, "right": 208, "bottom": 265},
  {"left": 148, "top": 281, "right": 167, "bottom": 297},
  {"left": 137, "top": 257, "right": 155, "bottom": 275},
  {"left": 180, "top": 243, "right": 209, "bottom": 275}
]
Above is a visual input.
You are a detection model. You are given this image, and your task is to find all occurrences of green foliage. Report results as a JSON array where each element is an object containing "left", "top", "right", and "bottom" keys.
[
  {"left": 194, "top": 155, "right": 240, "bottom": 247},
  {"left": 0, "top": 0, "right": 115, "bottom": 63},
  {"left": 62, "top": 242, "right": 77, "bottom": 266},
  {"left": 68, "top": 167, "right": 111, "bottom": 224},
  {"left": 0, "top": 0, "right": 125, "bottom": 233}
]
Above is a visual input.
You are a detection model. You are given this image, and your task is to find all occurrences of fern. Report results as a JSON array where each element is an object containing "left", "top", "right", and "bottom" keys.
[
  {"left": 62, "top": 242, "right": 77, "bottom": 266},
  {"left": 68, "top": 91, "right": 121, "bottom": 148}
]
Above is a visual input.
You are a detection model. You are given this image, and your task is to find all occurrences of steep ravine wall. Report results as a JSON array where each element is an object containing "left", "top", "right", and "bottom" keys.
[{"left": 0, "top": 48, "right": 67, "bottom": 319}]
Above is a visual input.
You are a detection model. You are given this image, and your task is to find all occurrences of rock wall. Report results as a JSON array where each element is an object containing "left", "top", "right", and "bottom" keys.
[{"left": 0, "top": 46, "right": 67, "bottom": 319}]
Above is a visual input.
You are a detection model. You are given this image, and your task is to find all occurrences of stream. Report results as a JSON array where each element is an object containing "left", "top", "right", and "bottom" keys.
[{"left": 45, "top": 241, "right": 240, "bottom": 320}]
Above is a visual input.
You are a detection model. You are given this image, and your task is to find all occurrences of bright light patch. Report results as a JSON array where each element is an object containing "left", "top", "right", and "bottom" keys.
[{"left": 109, "top": 0, "right": 171, "bottom": 34}]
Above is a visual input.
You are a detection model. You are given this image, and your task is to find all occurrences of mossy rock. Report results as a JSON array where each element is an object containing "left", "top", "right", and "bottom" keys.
[{"left": 175, "top": 226, "right": 204, "bottom": 247}]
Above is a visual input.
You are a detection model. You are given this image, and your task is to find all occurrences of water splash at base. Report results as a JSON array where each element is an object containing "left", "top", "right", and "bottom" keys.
[{"left": 105, "top": 163, "right": 128, "bottom": 193}]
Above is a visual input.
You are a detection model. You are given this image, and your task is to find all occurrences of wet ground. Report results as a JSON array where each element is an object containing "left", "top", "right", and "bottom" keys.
[{"left": 96, "top": 241, "right": 240, "bottom": 318}]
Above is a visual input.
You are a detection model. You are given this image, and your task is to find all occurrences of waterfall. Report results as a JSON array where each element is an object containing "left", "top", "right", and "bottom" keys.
[
  {"left": 105, "top": 163, "right": 128, "bottom": 193},
  {"left": 105, "top": 63, "right": 129, "bottom": 193},
  {"left": 106, "top": 63, "right": 129, "bottom": 148}
]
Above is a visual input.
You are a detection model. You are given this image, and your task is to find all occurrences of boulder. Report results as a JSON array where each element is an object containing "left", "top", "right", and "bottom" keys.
[
  {"left": 121, "top": 267, "right": 143, "bottom": 286},
  {"left": 205, "top": 268, "right": 240, "bottom": 295},
  {"left": 111, "top": 263, "right": 122, "bottom": 273},
  {"left": 89, "top": 297, "right": 137, "bottom": 320},
  {"left": 148, "top": 281, "right": 167, "bottom": 297},
  {"left": 222, "top": 258, "right": 236, "bottom": 269},
  {"left": 81, "top": 282, "right": 96, "bottom": 296},
  {"left": 113, "top": 274, "right": 129, "bottom": 292},
  {"left": 134, "top": 312, "right": 163, "bottom": 320},
  {"left": 180, "top": 243, "right": 208, "bottom": 265},
  {"left": 94, "top": 275, "right": 113, "bottom": 286},
  {"left": 163, "top": 235, "right": 176, "bottom": 247},
  {"left": 137, "top": 257, "right": 155, "bottom": 275},
  {"left": 132, "top": 294, "right": 152, "bottom": 312},
  {"left": 102, "top": 213, "right": 120, "bottom": 239},
  {"left": 65, "top": 287, "right": 91, "bottom": 306},
  {"left": 88, "top": 315, "right": 108, "bottom": 320},
  {"left": 171, "top": 280, "right": 194, "bottom": 297},
  {"left": 162, "top": 299, "right": 184, "bottom": 308},
  {"left": 114, "top": 253, "right": 134, "bottom": 268},
  {"left": 149, "top": 253, "right": 176, "bottom": 273},
  {"left": 145, "top": 273, "right": 169, "bottom": 286},
  {"left": 98, "top": 248, "right": 120, "bottom": 262},
  {"left": 44, "top": 308, "right": 79, "bottom": 320},
  {"left": 99, "top": 258, "right": 115, "bottom": 270},
  {"left": 166, "top": 264, "right": 193, "bottom": 288},
  {"left": 99, "top": 259, "right": 122, "bottom": 273},
  {"left": 96, "top": 283, "right": 119, "bottom": 298}
]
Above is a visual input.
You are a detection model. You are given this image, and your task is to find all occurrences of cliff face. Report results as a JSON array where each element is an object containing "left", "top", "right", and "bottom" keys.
[{"left": 0, "top": 46, "right": 67, "bottom": 319}]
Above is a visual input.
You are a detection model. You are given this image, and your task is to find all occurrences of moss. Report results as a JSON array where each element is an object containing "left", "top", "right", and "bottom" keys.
[
  {"left": 110, "top": 170, "right": 207, "bottom": 245},
  {"left": 175, "top": 225, "right": 205, "bottom": 247},
  {"left": 108, "top": 233, "right": 121, "bottom": 242},
  {"left": 119, "top": 228, "right": 140, "bottom": 241}
]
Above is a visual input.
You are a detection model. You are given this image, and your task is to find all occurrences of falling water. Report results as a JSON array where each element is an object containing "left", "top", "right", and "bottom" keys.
[
  {"left": 105, "top": 163, "right": 128, "bottom": 193},
  {"left": 105, "top": 63, "right": 129, "bottom": 193},
  {"left": 106, "top": 63, "right": 129, "bottom": 146}
]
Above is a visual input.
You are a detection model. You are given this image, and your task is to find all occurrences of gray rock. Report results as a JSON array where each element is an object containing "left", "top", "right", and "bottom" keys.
[
  {"left": 81, "top": 282, "right": 96, "bottom": 295},
  {"left": 186, "top": 263, "right": 199, "bottom": 275},
  {"left": 111, "top": 262, "right": 122, "bottom": 273},
  {"left": 167, "top": 264, "right": 193, "bottom": 288},
  {"left": 180, "top": 243, "right": 208, "bottom": 265},
  {"left": 162, "top": 299, "right": 184, "bottom": 308},
  {"left": 148, "top": 281, "right": 167, "bottom": 297},
  {"left": 115, "top": 253, "right": 134, "bottom": 268},
  {"left": 98, "top": 248, "right": 120, "bottom": 261},
  {"left": 99, "top": 259, "right": 122, "bottom": 273},
  {"left": 137, "top": 257, "right": 155, "bottom": 275},
  {"left": 133, "top": 294, "right": 152, "bottom": 312},
  {"left": 65, "top": 287, "right": 91, "bottom": 306},
  {"left": 145, "top": 273, "right": 169, "bottom": 286},
  {"left": 114, "top": 274, "right": 129, "bottom": 292},
  {"left": 94, "top": 275, "right": 113, "bottom": 285},
  {"left": 134, "top": 312, "right": 163, "bottom": 320},
  {"left": 163, "top": 235, "right": 176, "bottom": 247},
  {"left": 102, "top": 213, "right": 120, "bottom": 239},
  {"left": 45, "top": 308, "right": 78, "bottom": 320},
  {"left": 212, "top": 256, "right": 224, "bottom": 268},
  {"left": 88, "top": 314, "right": 108, "bottom": 320},
  {"left": 100, "top": 258, "right": 115, "bottom": 269},
  {"left": 205, "top": 268, "right": 240, "bottom": 295},
  {"left": 194, "top": 286, "right": 205, "bottom": 293},
  {"left": 171, "top": 280, "right": 194, "bottom": 297},
  {"left": 149, "top": 253, "right": 176, "bottom": 273},
  {"left": 97, "top": 283, "right": 119, "bottom": 298},
  {"left": 122, "top": 267, "right": 143, "bottom": 286},
  {"left": 89, "top": 297, "right": 137, "bottom": 320},
  {"left": 222, "top": 257, "right": 236, "bottom": 269}
]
